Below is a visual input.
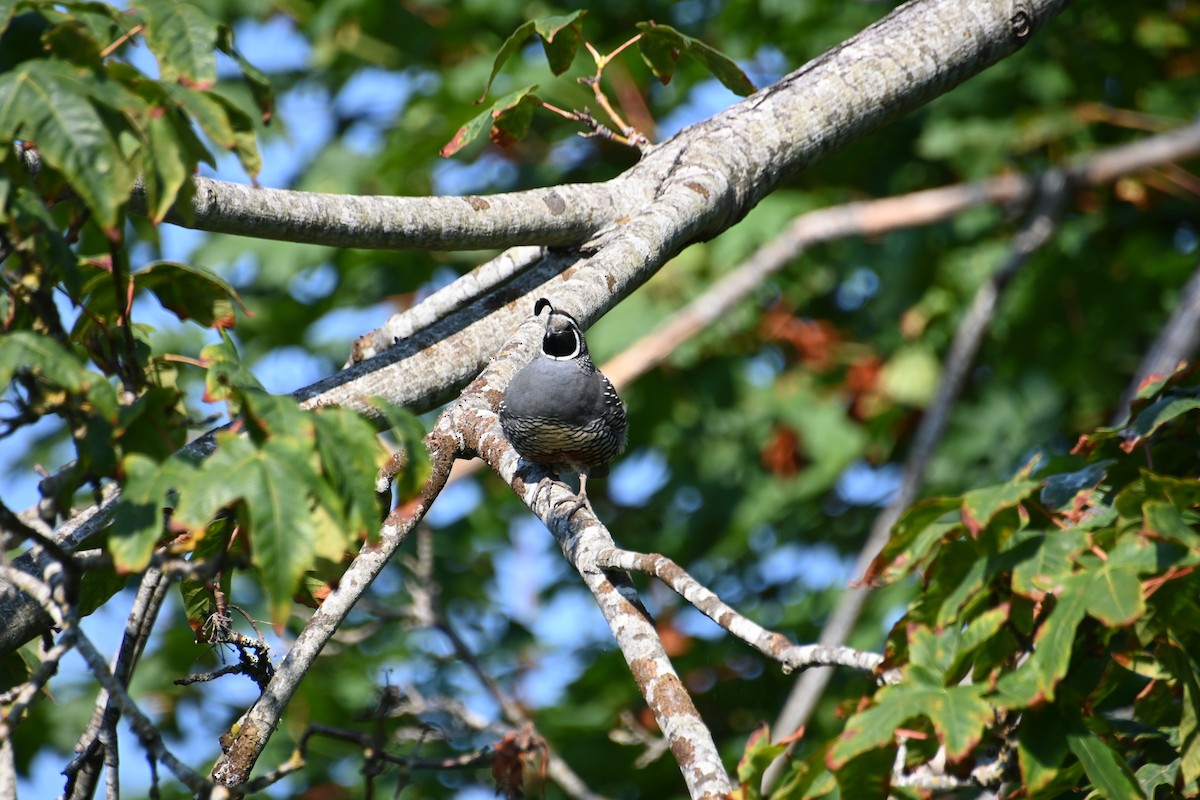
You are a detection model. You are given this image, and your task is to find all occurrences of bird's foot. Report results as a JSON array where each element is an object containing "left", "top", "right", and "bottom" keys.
[{"left": 564, "top": 490, "right": 596, "bottom": 521}]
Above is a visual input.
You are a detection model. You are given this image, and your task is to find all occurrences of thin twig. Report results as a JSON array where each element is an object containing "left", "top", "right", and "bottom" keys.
[
  {"left": 98, "top": 23, "right": 144, "bottom": 59},
  {"left": 579, "top": 34, "right": 646, "bottom": 145},
  {"left": 209, "top": 428, "right": 458, "bottom": 787},
  {"left": 0, "top": 628, "right": 77, "bottom": 741},
  {"left": 0, "top": 566, "right": 212, "bottom": 795},
  {"left": 67, "top": 566, "right": 171, "bottom": 800},
  {"left": 393, "top": 526, "right": 611, "bottom": 800},
  {"left": 71, "top": 631, "right": 213, "bottom": 795},
  {"left": 593, "top": 547, "right": 897, "bottom": 682}
]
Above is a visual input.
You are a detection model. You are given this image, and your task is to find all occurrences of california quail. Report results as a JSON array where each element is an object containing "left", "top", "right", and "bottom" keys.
[{"left": 499, "top": 298, "right": 627, "bottom": 509}]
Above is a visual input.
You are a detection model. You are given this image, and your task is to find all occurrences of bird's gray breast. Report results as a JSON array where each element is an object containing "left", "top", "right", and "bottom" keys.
[{"left": 501, "top": 357, "right": 603, "bottom": 422}]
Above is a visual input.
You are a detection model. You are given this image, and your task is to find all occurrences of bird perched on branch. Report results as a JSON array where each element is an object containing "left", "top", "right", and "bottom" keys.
[{"left": 499, "top": 298, "right": 627, "bottom": 511}]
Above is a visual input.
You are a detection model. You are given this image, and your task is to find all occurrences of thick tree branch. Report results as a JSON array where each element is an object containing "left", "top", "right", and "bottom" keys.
[
  {"left": 445, "top": 317, "right": 731, "bottom": 799},
  {"left": 18, "top": 147, "right": 613, "bottom": 251}
]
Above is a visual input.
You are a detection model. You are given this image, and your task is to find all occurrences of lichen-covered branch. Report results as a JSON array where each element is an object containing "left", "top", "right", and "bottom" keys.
[
  {"left": 593, "top": 548, "right": 900, "bottom": 683},
  {"left": 446, "top": 317, "right": 731, "bottom": 799}
]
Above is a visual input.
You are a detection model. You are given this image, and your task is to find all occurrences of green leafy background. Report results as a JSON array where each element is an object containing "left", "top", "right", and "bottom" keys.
[{"left": 1, "top": 0, "right": 1199, "bottom": 798}]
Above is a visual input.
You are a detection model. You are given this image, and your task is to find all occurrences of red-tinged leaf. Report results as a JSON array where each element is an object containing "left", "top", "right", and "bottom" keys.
[
  {"left": 1071, "top": 427, "right": 1123, "bottom": 457},
  {"left": 1121, "top": 392, "right": 1200, "bottom": 452},
  {"left": 441, "top": 86, "right": 540, "bottom": 157},
  {"left": 735, "top": 724, "right": 786, "bottom": 798},
  {"left": 994, "top": 580, "right": 1089, "bottom": 708},
  {"left": 490, "top": 91, "right": 540, "bottom": 146},
  {"left": 933, "top": 685, "right": 993, "bottom": 761},
  {"left": 1132, "top": 360, "right": 1194, "bottom": 404},
  {"left": 1111, "top": 651, "right": 1171, "bottom": 681},
  {"left": 636, "top": 21, "right": 756, "bottom": 96},
  {"left": 637, "top": 22, "right": 685, "bottom": 85},
  {"left": 864, "top": 496, "right": 960, "bottom": 584},
  {"left": 137, "top": 260, "right": 245, "bottom": 328},
  {"left": 961, "top": 477, "right": 1040, "bottom": 536}
]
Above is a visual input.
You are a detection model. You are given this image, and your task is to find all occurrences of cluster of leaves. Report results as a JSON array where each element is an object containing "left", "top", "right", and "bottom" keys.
[
  {"left": 0, "top": 0, "right": 426, "bottom": 670},
  {"left": 735, "top": 367, "right": 1200, "bottom": 798},
  {"left": 0, "top": 0, "right": 270, "bottom": 508},
  {"left": 441, "top": 9, "right": 756, "bottom": 156},
  {"left": 109, "top": 338, "right": 428, "bottom": 629},
  {"left": 0, "top": 0, "right": 268, "bottom": 231}
]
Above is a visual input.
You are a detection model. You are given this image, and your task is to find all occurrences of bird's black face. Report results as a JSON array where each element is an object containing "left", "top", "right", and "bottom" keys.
[
  {"left": 543, "top": 315, "right": 582, "bottom": 359},
  {"left": 534, "top": 298, "right": 586, "bottom": 360}
]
